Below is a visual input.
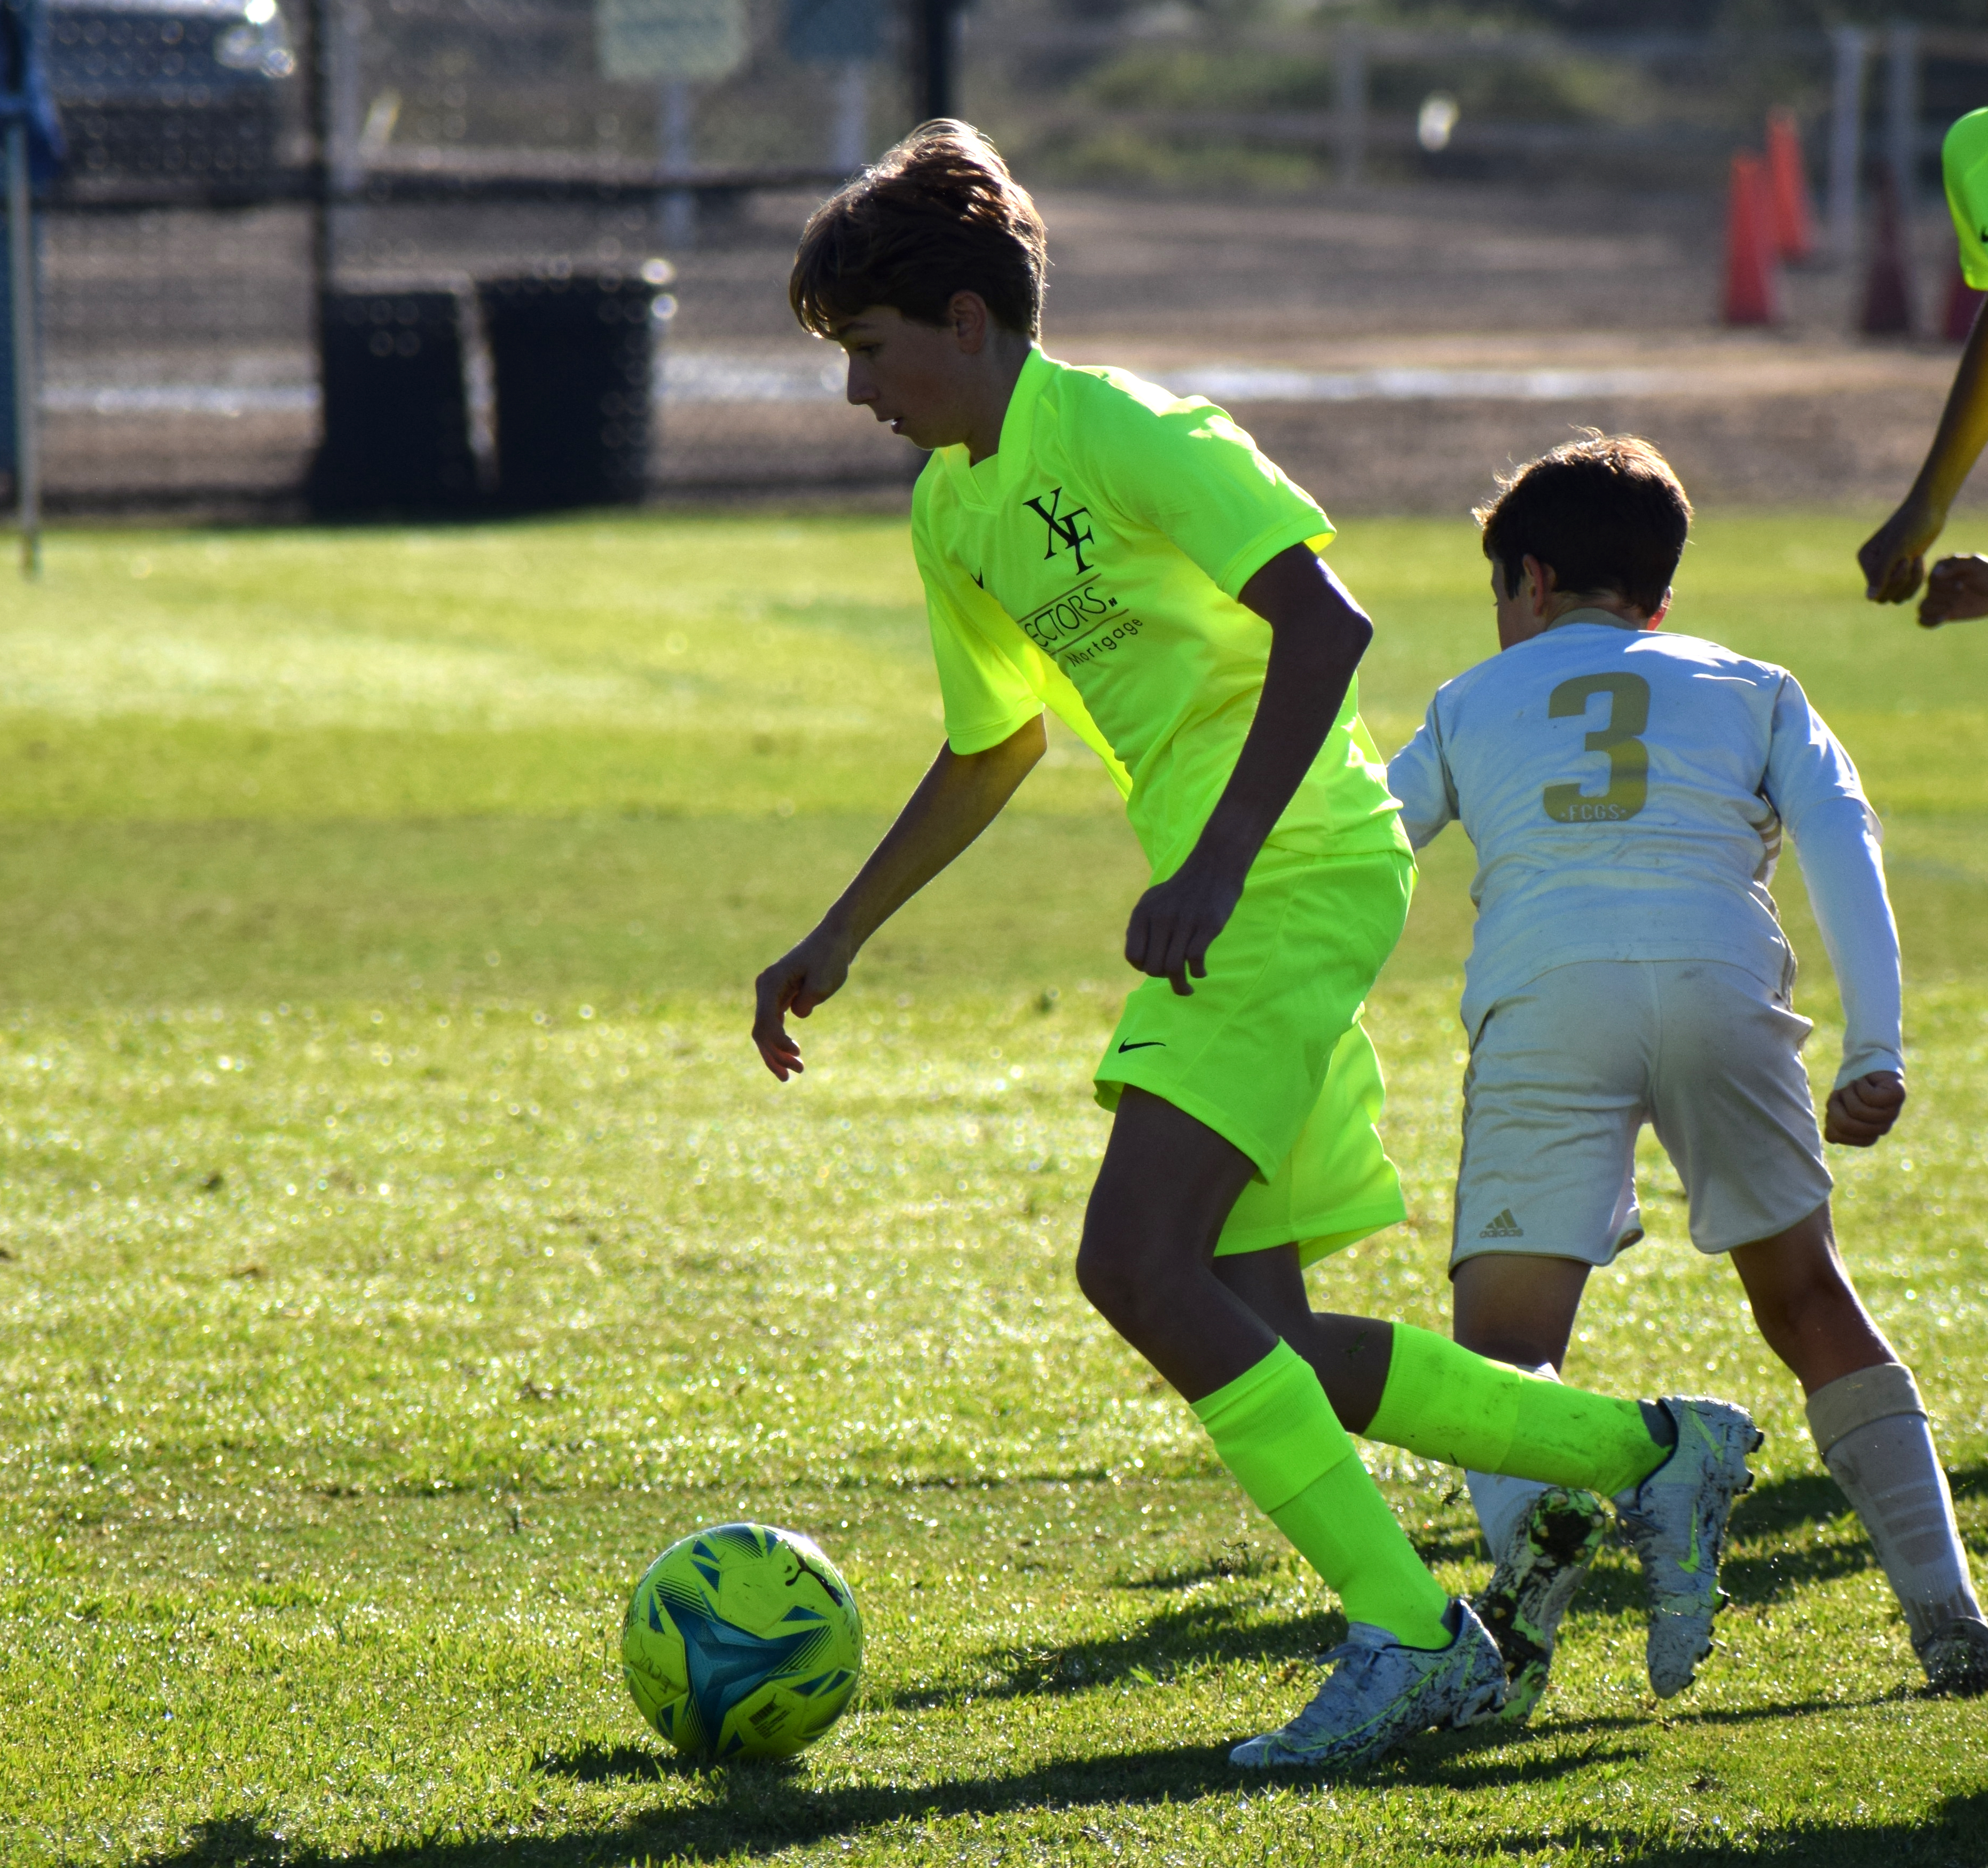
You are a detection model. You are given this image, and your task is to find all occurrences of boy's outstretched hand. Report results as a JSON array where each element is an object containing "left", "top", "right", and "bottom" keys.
[
  {"left": 1824, "top": 1069, "right": 1907, "bottom": 1147},
  {"left": 1916, "top": 554, "right": 1988, "bottom": 627},
  {"left": 1124, "top": 855, "right": 1245, "bottom": 996},
  {"left": 1858, "top": 500, "right": 1939, "bottom": 605},
  {"left": 752, "top": 926, "right": 853, "bottom": 1081}
]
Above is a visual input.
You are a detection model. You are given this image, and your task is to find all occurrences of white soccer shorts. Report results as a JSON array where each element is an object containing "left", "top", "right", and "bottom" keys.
[{"left": 1449, "top": 959, "right": 1834, "bottom": 1272}]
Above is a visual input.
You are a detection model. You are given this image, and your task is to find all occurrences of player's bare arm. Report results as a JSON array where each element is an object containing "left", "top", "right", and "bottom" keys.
[
  {"left": 1123, "top": 546, "right": 1373, "bottom": 996},
  {"left": 751, "top": 716, "right": 1045, "bottom": 1079},
  {"left": 1824, "top": 1068, "right": 1907, "bottom": 1146},
  {"left": 1859, "top": 292, "right": 1988, "bottom": 606}
]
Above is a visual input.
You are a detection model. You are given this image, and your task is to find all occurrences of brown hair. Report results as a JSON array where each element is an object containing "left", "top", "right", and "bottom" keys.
[
  {"left": 1474, "top": 431, "right": 1693, "bottom": 618},
  {"left": 790, "top": 120, "right": 1048, "bottom": 340}
]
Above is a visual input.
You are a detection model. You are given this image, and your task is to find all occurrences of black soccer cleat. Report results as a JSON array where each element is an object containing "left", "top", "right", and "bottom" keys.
[{"left": 1472, "top": 1486, "right": 1610, "bottom": 1724}]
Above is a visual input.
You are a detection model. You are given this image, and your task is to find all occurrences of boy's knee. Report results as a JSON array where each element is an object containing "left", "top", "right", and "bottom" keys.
[
  {"left": 1074, "top": 1230, "right": 1134, "bottom": 1323},
  {"left": 1073, "top": 1236, "right": 1105, "bottom": 1305},
  {"left": 1074, "top": 1223, "right": 1173, "bottom": 1336},
  {"left": 1451, "top": 1251, "right": 1588, "bottom": 1369}
]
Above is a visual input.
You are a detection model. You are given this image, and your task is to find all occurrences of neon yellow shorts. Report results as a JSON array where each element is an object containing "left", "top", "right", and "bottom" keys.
[{"left": 1094, "top": 845, "right": 1413, "bottom": 1266}]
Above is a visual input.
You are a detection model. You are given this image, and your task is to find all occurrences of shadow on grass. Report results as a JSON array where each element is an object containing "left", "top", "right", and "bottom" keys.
[
  {"left": 876, "top": 1592, "right": 1350, "bottom": 1711},
  {"left": 1112, "top": 1544, "right": 1280, "bottom": 1590},
  {"left": 126, "top": 1738, "right": 1635, "bottom": 1868},
  {"left": 128, "top": 1470, "right": 1988, "bottom": 1866},
  {"left": 137, "top": 1778, "right": 1988, "bottom": 1868},
  {"left": 880, "top": 1458, "right": 1977, "bottom": 1717},
  {"left": 1534, "top": 1692, "right": 1903, "bottom": 1737},
  {"left": 1421, "top": 1790, "right": 1988, "bottom": 1867},
  {"left": 1111, "top": 1519, "right": 1490, "bottom": 1588},
  {"left": 532, "top": 1741, "right": 708, "bottom": 1785}
]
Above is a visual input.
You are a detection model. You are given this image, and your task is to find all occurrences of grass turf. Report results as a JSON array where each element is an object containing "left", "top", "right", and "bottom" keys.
[{"left": 1, "top": 512, "right": 1984, "bottom": 1866}]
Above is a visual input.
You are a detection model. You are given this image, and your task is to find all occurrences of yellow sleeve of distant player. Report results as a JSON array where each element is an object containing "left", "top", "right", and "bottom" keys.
[{"left": 1944, "top": 110, "right": 1988, "bottom": 291}]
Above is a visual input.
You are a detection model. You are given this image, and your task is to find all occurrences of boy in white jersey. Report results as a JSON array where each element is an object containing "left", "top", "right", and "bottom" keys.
[
  {"left": 1389, "top": 435, "right": 1988, "bottom": 1715},
  {"left": 752, "top": 128, "right": 1761, "bottom": 1768}
]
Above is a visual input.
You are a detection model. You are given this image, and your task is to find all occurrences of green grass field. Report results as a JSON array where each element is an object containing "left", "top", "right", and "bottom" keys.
[{"left": 2, "top": 512, "right": 1984, "bottom": 1867}]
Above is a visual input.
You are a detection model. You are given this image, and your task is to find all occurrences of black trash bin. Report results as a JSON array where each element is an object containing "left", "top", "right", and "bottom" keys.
[
  {"left": 478, "top": 272, "right": 660, "bottom": 511},
  {"left": 312, "top": 288, "right": 478, "bottom": 517}
]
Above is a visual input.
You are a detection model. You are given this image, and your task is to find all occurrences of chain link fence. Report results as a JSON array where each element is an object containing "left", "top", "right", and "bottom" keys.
[{"left": 9, "top": 1, "right": 1988, "bottom": 516}]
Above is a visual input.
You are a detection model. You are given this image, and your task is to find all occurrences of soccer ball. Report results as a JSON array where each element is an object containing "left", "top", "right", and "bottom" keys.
[{"left": 621, "top": 1522, "right": 863, "bottom": 1762}]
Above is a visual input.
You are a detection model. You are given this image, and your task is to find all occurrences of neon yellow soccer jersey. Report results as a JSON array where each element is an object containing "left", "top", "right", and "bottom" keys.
[
  {"left": 1946, "top": 108, "right": 1988, "bottom": 289},
  {"left": 911, "top": 348, "right": 1407, "bottom": 877}
]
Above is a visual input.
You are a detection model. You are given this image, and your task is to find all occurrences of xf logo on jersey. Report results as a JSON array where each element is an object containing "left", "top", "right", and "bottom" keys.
[{"left": 1025, "top": 488, "right": 1095, "bottom": 574}]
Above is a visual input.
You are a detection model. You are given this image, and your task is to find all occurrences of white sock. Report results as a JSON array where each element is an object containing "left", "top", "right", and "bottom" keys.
[
  {"left": 1809, "top": 1364, "right": 1984, "bottom": 1649},
  {"left": 1468, "top": 1470, "right": 1553, "bottom": 1564},
  {"left": 1466, "top": 1361, "right": 1557, "bottom": 1563}
]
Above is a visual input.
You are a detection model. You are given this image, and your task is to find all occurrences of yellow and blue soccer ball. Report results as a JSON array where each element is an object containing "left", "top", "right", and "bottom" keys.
[{"left": 621, "top": 1522, "right": 863, "bottom": 1762}]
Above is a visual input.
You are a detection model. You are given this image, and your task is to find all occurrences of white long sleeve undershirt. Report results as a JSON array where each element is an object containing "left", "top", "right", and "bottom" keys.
[
  {"left": 1387, "top": 626, "right": 1905, "bottom": 1087},
  {"left": 1789, "top": 795, "right": 1905, "bottom": 1089}
]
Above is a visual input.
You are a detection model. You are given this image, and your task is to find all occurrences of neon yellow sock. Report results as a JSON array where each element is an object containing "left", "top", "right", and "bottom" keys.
[
  {"left": 1366, "top": 1324, "right": 1668, "bottom": 1497},
  {"left": 1193, "top": 1339, "right": 1451, "bottom": 1649},
  {"left": 1269, "top": 1467, "right": 1453, "bottom": 1651}
]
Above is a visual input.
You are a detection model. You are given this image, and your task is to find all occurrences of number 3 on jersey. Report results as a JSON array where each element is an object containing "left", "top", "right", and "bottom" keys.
[{"left": 1543, "top": 672, "right": 1651, "bottom": 823}]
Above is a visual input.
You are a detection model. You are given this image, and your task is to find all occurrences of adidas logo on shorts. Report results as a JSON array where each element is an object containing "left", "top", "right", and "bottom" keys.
[{"left": 1478, "top": 1208, "right": 1525, "bottom": 1238}]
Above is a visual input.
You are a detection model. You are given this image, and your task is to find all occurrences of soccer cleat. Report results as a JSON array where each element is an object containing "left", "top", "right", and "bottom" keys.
[
  {"left": 1229, "top": 1599, "right": 1506, "bottom": 1771},
  {"left": 1614, "top": 1395, "right": 1762, "bottom": 1699},
  {"left": 1918, "top": 1616, "right": 1988, "bottom": 1696},
  {"left": 1472, "top": 1486, "right": 1611, "bottom": 1724}
]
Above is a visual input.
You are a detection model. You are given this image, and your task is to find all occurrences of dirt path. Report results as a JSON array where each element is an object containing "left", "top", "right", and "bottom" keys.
[{"left": 34, "top": 179, "right": 1983, "bottom": 513}]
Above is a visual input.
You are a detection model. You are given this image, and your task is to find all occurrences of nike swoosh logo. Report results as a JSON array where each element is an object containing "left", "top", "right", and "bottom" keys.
[{"left": 1117, "top": 1039, "right": 1166, "bottom": 1053}]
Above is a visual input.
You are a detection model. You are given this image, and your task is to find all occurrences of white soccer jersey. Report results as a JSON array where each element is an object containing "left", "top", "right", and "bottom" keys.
[{"left": 1388, "top": 611, "right": 1903, "bottom": 1084}]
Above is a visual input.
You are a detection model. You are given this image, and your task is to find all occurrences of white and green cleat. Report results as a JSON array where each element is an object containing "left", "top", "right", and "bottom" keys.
[
  {"left": 1229, "top": 1599, "right": 1506, "bottom": 1771},
  {"left": 1615, "top": 1395, "right": 1762, "bottom": 1699},
  {"left": 1472, "top": 1486, "right": 1611, "bottom": 1724}
]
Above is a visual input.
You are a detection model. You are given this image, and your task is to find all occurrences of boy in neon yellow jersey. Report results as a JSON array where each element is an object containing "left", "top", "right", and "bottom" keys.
[{"left": 752, "top": 121, "right": 1760, "bottom": 1769}]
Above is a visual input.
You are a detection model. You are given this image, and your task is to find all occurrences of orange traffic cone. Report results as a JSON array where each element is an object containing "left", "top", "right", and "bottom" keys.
[
  {"left": 1765, "top": 108, "right": 1816, "bottom": 262},
  {"left": 1861, "top": 162, "right": 1915, "bottom": 336},
  {"left": 1723, "top": 151, "right": 1779, "bottom": 325},
  {"left": 1943, "top": 255, "right": 1985, "bottom": 341}
]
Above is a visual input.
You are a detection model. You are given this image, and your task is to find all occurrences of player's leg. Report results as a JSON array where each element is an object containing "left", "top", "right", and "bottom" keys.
[
  {"left": 1728, "top": 1200, "right": 1890, "bottom": 1388},
  {"left": 1652, "top": 961, "right": 1987, "bottom": 1693},
  {"left": 1221, "top": 1247, "right": 1614, "bottom": 1698},
  {"left": 1283, "top": 963, "right": 1760, "bottom": 1702},
  {"left": 1432, "top": 961, "right": 1766, "bottom": 1706},
  {"left": 1449, "top": 1250, "right": 1594, "bottom": 1565},
  {"left": 1077, "top": 1086, "right": 1455, "bottom": 1651},
  {"left": 1327, "top": 966, "right": 1754, "bottom": 1709},
  {"left": 1207, "top": 998, "right": 1684, "bottom": 1512},
  {"left": 1088, "top": 850, "right": 1504, "bottom": 1766},
  {"left": 1211, "top": 1238, "right": 1753, "bottom": 1713},
  {"left": 1440, "top": 966, "right": 1653, "bottom": 1573},
  {"left": 1450, "top": 1251, "right": 1591, "bottom": 1371},
  {"left": 1730, "top": 1203, "right": 1987, "bottom": 1693},
  {"left": 1077, "top": 1086, "right": 1507, "bottom": 1768},
  {"left": 1448, "top": 1251, "right": 1612, "bottom": 1722},
  {"left": 1212, "top": 1243, "right": 1662, "bottom": 1492}
]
